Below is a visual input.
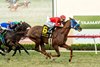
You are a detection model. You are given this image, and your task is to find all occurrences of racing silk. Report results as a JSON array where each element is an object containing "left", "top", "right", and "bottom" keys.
[
  {"left": 0, "top": 21, "right": 20, "bottom": 30},
  {"left": 50, "top": 17, "right": 61, "bottom": 27},
  {"left": 10, "top": 21, "right": 20, "bottom": 25},
  {"left": 9, "top": 21, "right": 20, "bottom": 30},
  {"left": 14, "top": 21, "right": 20, "bottom": 24},
  {"left": 0, "top": 22, "right": 10, "bottom": 30}
]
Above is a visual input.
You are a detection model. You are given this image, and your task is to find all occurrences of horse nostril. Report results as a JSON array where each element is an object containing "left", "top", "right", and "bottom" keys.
[
  {"left": 80, "top": 28, "right": 82, "bottom": 31},
  {"left": 79, "top": 28, "right": 82, "bottom": 31}
]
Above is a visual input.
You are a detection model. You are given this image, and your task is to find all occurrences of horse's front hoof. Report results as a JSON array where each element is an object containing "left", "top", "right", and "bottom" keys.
[
  {"left": 2, "top": 54, "right": 6, "bottom": 56},
  {"left": 46, "top": 56, "right": 49, "bottom": 59},
  {"left": 69, "top": 59, "right": 71, "bottom": 62},
  {"left": 7, "top": 58, "right": 10, "bottom": 63},
  {"left": 45, "top": 55, "right": 52, "bottom": 59}
]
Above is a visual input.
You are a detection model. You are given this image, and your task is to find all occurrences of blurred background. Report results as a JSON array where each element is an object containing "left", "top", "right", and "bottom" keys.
[{"left": 0, "top": 0, "right": 52, "bottom": 26}]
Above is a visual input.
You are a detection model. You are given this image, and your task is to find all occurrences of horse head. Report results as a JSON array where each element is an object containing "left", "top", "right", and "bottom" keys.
[
  {"left": 15, "top": 21, "right": 31, "bottom": 32},
  {"left": 69, "top": 17, "right": 82, "bottom": 32},
  {"left": 21, "top": 21, "right": 31, "bottom": 30},
  {"left": 63, "top": 17, "right": 82, "bottom": 32}
]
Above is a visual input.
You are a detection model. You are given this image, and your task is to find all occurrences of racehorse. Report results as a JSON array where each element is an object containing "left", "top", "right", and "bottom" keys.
[
  {"left": 0, "top": 22, "right": 31, "bottom": 56},
  {"left": 27, "top": 18, "right": 82, "bottom": 62}
]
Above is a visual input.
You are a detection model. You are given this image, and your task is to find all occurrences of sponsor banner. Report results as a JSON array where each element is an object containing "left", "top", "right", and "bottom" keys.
[{"left": 74, "top": 16, "right": 100, "bottom": 29}]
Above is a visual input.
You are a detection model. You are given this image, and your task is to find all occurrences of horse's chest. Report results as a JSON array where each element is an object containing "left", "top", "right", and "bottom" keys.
[{"left": 53, "top": 34, "right": 65, "bottom": 45}]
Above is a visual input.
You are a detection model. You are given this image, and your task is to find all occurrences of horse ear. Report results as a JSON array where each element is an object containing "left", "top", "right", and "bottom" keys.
[{"left": 69, "top": 17, "right": 72, "bottom": 20}]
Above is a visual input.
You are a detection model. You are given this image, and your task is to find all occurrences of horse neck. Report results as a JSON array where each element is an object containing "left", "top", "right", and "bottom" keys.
[
  {"left": 62, "top": 27, "right": 71, "bottom": 37},
  {"left": 16, "top": 24, "right": 26, "bottom": 32},
  {"left": 62, "top": 20, "right": 71, "bottom": 37}
]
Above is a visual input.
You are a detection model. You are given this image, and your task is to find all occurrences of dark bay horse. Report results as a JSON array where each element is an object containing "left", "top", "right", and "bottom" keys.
[
  {"left": 27, "top": 18, "right": 82, "bottom": 62},
  {"left": 0, "top": 22, "right": 31, "bottom": 56}
]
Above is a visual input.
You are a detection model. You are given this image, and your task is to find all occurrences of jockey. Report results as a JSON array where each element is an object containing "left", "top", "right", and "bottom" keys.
[
  {"left": 9, "top": 21, "right": 20, "bottom": 30},
  {"left": 0, "top": 21, "right": 10, "bottom": 30},
  {"left": 0, "top": 21, "right": 20, "bottom": 44},
  {"left": 44, "top": 15, "right": 66, "bottom": 33},
  {"left": 0, "top": 21, "right": 21, "bottom": 31}
]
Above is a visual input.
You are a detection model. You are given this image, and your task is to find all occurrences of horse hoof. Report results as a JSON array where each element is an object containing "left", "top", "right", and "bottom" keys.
[
  {"left": 45, "top": 56, "right": 50, "bottom": 59},
  {"left": 45, "top": 56, "right": 52, "bottom": 59},
  {"left": 52, "top": 58, "right": 56, "bottom": 61},
  {"left": 7, "top": 58, "right": 10, "bottom": 63},
  {"left": 28, "top": 53, "right": 30, "bottom": 55},
  {"left": 69, "top": 59, "right": 71, "bottom": 62},
  {"left": 2, "top": 53, "right": 5, "bottom": 56},
  {"left": 3, "top": 54, "right": 5, "bottom": 56},
  {"left": 8, "top": 58, "right": 10, "bottom": 60}
]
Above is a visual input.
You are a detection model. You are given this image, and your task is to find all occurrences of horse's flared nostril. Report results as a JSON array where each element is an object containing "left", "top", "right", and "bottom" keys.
[{"left": 78, "top": 28, "right": 82, "bottom": 32}]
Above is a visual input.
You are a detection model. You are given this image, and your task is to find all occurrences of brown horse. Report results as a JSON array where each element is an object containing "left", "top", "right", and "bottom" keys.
[
  {"left": 27, "top": 18, "right": 82, "bottom": 62},
  {"left": 0, "top": 22, "right": 31, "bottom": 56}
]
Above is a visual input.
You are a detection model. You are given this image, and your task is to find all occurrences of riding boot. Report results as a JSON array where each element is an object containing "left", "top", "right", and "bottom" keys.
[{"left": 48, "top": 27, "right": 54, "bottom": 34}]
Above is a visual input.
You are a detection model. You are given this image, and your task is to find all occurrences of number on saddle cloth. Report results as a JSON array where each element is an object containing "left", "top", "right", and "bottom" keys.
[{"left": 42, "top": 25, "right": 49, "bottom": 37}]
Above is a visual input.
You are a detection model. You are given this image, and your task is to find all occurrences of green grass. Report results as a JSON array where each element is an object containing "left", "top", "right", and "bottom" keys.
[{"left": 0, "top": 51, "right": 100, "bottom": 67}]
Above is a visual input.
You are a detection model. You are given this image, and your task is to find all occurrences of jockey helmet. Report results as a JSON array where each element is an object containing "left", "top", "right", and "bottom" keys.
[{"left": 60, "top": 15, "right": 66, "bottom": 19}]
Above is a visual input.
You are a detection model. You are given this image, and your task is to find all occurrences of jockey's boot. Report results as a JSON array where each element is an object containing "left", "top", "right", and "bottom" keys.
[
  {"left": 47, "top": 30, "right": 53, "bottom": 38},
  {"left": 47, "top": 27, "right": 54, "bottom": 34}
]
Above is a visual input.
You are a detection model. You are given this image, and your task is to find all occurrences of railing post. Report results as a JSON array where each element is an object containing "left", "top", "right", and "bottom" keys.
[{"left": 93, "top": 38, "right": 97, "bottom": 54}]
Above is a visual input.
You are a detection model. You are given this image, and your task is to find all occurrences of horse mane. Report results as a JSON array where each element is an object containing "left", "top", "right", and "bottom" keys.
[{"left": 15, "top": 22, "right": 31, "bottom": 32}]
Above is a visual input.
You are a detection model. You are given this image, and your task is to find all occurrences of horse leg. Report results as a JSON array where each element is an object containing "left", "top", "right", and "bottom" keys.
[
  {"left": 5, "top": 41, "right": 18, "bottom": 56},
  {"left": 18, "top": 49, "right": 21, "bottom": 55},
  {"left": 18, "top": 43, "right": 30, "bottom": 55},
  {"left": 34, "top": 41, "right": 51, "bottom": 59},
  {"left": 0, "top": 52, "right": 5, "bottom": 56},
  {"left": 29, "top": 37, "right": 51, "bottom": 58},
  {"left": 0, "top": 46, "right": 5, "bottom": 52},
  {"left": 4, "top": 40, "right": 12, "bottom": 53},
  {"left": 14, "top": 45, "right": 21, "bottom": 55},
  {"left": 12, "top": 48, "right": 17, "bottom": 56},
  {"left": 12, "top": 43, "right": 22, "bottom": 56},
  {"left": 0, "top": 46, "right": 5, "bottom": 56},
  {"left": 12, "top": 44, "right": 22, "bottom": 56},
  {"left": 14, "top": 43, "right": 21, "bottom": 56},
  {"left": 61, "top": 44, "right": 73, "bottom": 62},
  {"left": 51, "top": 45, "right": 60, "bottom": 57},
  {"left": 40, "top": 43, "right": 51, "bottom": 59},
  {"left": 29, "top": 37, "right": 40, "bottom": 52},
  {"left": 34, "top": 43, "right": 40, "bottom": 52},
  {"left": 0, "top": 46, "right": 6, "bottom": 56},
  {"left": 5, "top": 45, "right": 12, "bottom": 53}
]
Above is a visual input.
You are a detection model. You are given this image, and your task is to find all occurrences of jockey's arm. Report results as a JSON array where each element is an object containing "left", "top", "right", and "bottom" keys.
[
  {"left": 54, "top": 18, "right": 61, "bottom": 27},
  {"left": 9, "top": 24, "right": 17, "bottom": 29}
]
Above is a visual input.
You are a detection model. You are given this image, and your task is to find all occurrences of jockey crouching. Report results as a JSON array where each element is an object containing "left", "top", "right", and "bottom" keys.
[
  {"left": 0, "top": 21, "right": 20, "bottom": 45},
  {"left": 42, "top": 15, "right": 66, "bottom": 37},
  {"left": 9, "top": 21, "right": 20, "bottom": 31}
]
